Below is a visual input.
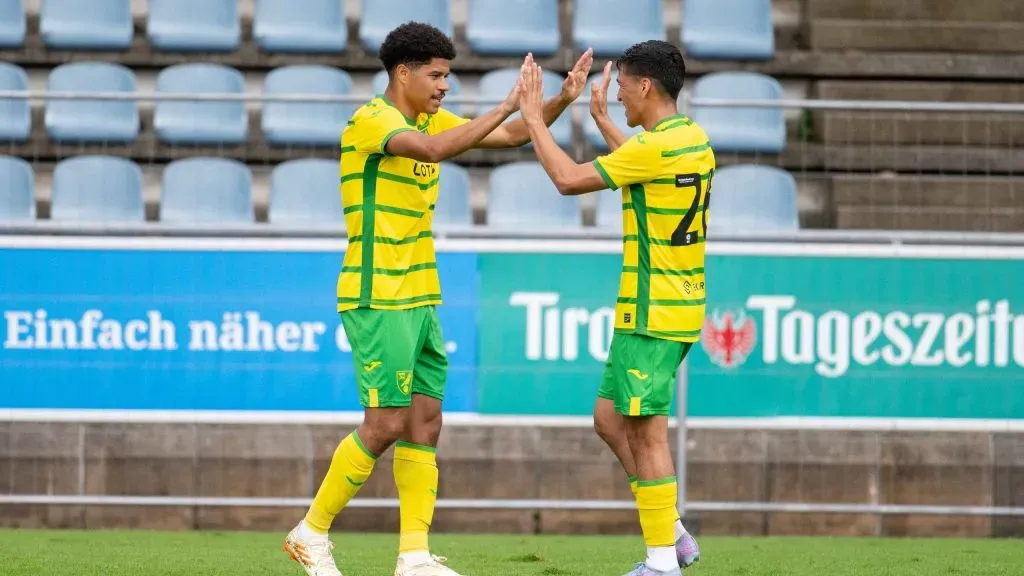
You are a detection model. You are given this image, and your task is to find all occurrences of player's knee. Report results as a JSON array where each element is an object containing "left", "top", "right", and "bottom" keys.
[
  {"left": 358, "top": 408, "right": 408, "bottom": 454},
  {"left": 624, "top": 416, "right": 669, "bottom": 452},
  {"left": 593, "top": 405, "right": 623, "bottom": 446}
]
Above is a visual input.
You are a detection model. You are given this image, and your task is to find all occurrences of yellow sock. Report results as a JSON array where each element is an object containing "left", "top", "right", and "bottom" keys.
[
  {"left": 393, "top": 441, "right": 439, "bottom": 554},
  {"left": 636, "top": 477, "right": 678, "bottom": 548},
  {"left": 630, "top": 474, "right": 680, "bottom": 524},
  {"left": 304, "top": 432, "right": 376, "bottom": 533}
]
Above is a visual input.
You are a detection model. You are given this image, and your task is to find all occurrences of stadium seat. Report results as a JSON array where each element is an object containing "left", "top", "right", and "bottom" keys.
[
  {"left": 262, "top": 65, "right": 353, "bottom": 146},
  {"left": 147, "top": 0, "right": 240, "bottom": 52},
  {"left": 50, "top": 156, "right": 144, "bottom": 222},
  {"left": 154, "top": 64, "right": 248, "bottom": 145},
  {"left": 372, "top": 70, "right": 464, "bottom": 116},
  {"left": 434, "top": 162, "right": 472, "bottom": 227},
  {"left": 267, "top": 159, "right": 341, "bottom": 227},
  {"left": 487, "top": 162, "right": 582, "bottom": 229},
  {"left": 0, "top": 63, "right": 30, "bottom": 142},
  {"left": 40, "top": 0, "right": 133, "bottom": 50},
  {"left": 0, "top": 0, "right": 25, "bottom": 48},
  {"left": 706, "top": 164, "right": 799, "bottom": 234},
  {"left": 254, "top": 0, "right": 347, "bottom": 54},
  {"left": 360, "top": 0, "right": 452, "bottom": 53},
  {"left": 45, "top": 62, "right": 139, "bottom": 143},
  {"left": 0, "top": 156, "right": 34, "bottom": 221},
  {"left": 573, "top": 0, "right": 665, "bottom": 56},
  {"left": 479, "top": 68, "right": 571, "bottom": 147},
  {"left": 689, "top": 71, "right": 785, "bottom": 154},
  {"left": 466, "top": 0, "right": 560, "bottom": 57},
  {"left": 682, "top": 0, "right": 774, "bottom": 60},
  {"left": 161, "top": 158, "right": 253, "bottom": 224},
  {"left": 582, "top": 69, "right": 642, "bottom": 151},
  {"left": 594, "top": 189, "right": 623, "bottom": 231}
]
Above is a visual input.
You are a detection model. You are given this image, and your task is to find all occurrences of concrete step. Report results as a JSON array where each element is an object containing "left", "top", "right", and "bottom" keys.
[
  {"left": 809, "top": 20, "right": 1024, "bottom": 53},
  {"left": 808, "top": 0, "right": 1024, "bottom": 22},
  {"left": 813, "top": 81, "right": 1024, "bottom": 147},
  {"left": 832, "top": 175, "right": 1024, "bottom": 232}
]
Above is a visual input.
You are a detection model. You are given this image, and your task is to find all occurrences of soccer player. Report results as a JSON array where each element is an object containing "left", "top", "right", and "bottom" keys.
[
  {"left": 518, "top": 41, "right": 713, "bottom": 576},
  {"left": 282, "top": 22, "right": 594, "bottom": 576}
]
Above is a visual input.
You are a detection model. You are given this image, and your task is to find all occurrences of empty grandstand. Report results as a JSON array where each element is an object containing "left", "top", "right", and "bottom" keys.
[{"left": 1, "top": 0, "right": 1023, "bottom": 542}]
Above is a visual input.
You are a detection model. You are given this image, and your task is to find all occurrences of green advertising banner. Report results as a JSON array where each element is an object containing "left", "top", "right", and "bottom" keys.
[{"left": 477, "top": 249, "right": 1024, "bottom": 419}]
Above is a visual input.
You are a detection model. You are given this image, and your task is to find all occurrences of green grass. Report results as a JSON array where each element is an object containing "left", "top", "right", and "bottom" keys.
[{"left": 0, "top": 530, "right": 1022, "bottom": 576}]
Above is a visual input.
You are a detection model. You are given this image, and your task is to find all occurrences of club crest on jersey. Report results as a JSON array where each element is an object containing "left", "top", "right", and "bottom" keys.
[
  {"left": 701, "top": 308, "right": 757, "bottom": 369},
  {"left": 396, "top": 370, "right": 413, "bottom": 395}
]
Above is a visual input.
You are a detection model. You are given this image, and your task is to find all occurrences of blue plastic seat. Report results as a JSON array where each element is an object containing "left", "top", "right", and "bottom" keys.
[
  {"left": 254, "top": 0, "right": 347, "bottom": 54},
  {"left": 40, "top": 0, "right": 133, "bottom": 50},
  {"left": 706, "top": 165, "right": 798, "bottom": 234},
  {"left": 161, "top": 158, "right": 253, "bottom": 224},
  {"left": 682, "top": 0, "right": 774, "bottom": 60},
  {"left": 147, "top": 0, "right": 240, "bottom": 52},
  {"left": 479, "top": 68, "right": 571, "bottom": 147},
  {"left": 262, "top": 66, "right": 353, "bottom": 146},
  {"left": 487, "top": 162, "right": 581, "bottom": 229},
  {"left": 0, "top": 0, "right": 25, "bottom": 48},
  {"left": 0, "top": 63, "right": 30, "bottom": 142},
  {"left": 154, "top": 64, "right": 248, "bottom": 145},
  {"left": 360, "top": 0, "right": 452, "bottom": 53},
  {"left": 689, "top": 72, "right": 785, "bottom": 154},
  {"left": 267, "top": 159, "right": 342, "bottom": 226},
  {"left": 0, "top": 156, "right": 34, "bottom": 221},
  {"left": 50, "top": 156, "right": 144, "bottom": 222},
  {"left": 573, "top": 0, "right": 664, "bottom": 56},
  {"left": 372, "top": 69, "right": 464, "bottom": 116},
  {"left": 45, "top": 62, "right": 139, "bottom": 143},
  {"left": 594, "top": 189, "right": 624, "bottom": 231},
  {"left": 434, "top": 162, "right": 472, "bottom": 227},
  {"left": 466, "top": 0, "right": 559, "bottom": 56},
  {"left": 582, "top": 69, "right": 642, "bottom": 151}
]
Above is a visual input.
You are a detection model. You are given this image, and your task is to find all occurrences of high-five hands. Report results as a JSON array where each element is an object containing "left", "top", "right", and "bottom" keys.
[
  {"left": 589, "top": 60, "right": 613, "bottom": 120},
  {"left": 519, "top": 55, "right": 546, "bottom": 127},
  {"left": 501, "top": 53, "right": 534, "bottom": 115},
  {"left": 560, "top": 48, "right": 594, "bottom": 103}
]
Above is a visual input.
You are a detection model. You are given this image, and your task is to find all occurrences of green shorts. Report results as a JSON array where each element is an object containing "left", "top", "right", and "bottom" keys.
[
  {"left": 597, "top": 332, "right": 692, "bottom": 417},
  {"left": 340, "top": 306, "right": 448, "bottom": 409}
]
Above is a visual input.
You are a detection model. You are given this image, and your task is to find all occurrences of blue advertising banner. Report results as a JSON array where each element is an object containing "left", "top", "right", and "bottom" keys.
[{"left": 0, "top": 245, "right": 479, "bottom": 413}]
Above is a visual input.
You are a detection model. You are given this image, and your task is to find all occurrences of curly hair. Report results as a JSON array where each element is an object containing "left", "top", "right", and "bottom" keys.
[
  {"left": 379, "top": 22, "right": 457, "bottom": 74},
  {"left": 616, "top": 40, "right": 686, "bottom": 100}
]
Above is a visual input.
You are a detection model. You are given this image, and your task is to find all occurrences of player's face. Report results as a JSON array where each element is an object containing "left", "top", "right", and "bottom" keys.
[
  {"left": 616, "top": 73, "right": 644, "bottom": 128},
  {"left": 409, "top": 58, "right": 452, "bottom": 115}
]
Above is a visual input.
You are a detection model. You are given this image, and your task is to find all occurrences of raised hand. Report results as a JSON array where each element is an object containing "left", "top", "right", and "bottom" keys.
[
  {"left": 589, "top": 60, "right": 613, "bottom": 119},
  {"left": 560, "top": 48, "right": 594, "bottom": 103},
  {"left": 502, "top": 53, "right": 533, "bottom": 114},
  {"left": 520, "top": 59, "right": 545, "bottom": 127}
]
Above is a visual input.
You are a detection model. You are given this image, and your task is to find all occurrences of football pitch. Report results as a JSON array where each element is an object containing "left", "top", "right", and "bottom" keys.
[{"left": 1, "top": 530, "right": 1023, "bottom": 576}]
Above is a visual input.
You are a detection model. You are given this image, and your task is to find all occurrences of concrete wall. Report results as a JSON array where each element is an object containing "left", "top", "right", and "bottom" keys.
[{"left": 2, "top": 422, "right": 1021, "bottom": 537}]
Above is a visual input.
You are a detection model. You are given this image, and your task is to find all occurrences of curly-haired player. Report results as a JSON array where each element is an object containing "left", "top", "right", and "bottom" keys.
[{"left": 282, "top": 21, "right": 594, "bottom": 576}]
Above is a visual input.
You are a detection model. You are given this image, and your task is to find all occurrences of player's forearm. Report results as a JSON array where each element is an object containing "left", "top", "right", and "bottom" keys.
[
  {"left": 425, "top": 104, "right": 516, "bottom": 161},
  {"left": 593, "top": 113, "right": 629, "bottom": 151},
  {"left": 526, "top": 119, "right": 582, "bottom": 195},
  {"left": 499, "top": 94, "right": 572, "bottom": 146}
]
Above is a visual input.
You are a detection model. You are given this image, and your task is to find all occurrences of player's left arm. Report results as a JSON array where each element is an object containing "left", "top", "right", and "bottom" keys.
[{"left": 475, "top": 49, "right": 593, "bottom": 149}]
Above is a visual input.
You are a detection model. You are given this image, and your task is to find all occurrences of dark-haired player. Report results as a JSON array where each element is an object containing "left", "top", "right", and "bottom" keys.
[
  {"left": 518, "top": 40, "right": 713, "bottom": 575},
  {"left": 282, "top": 22, "right": 593, "bottom": 576}
]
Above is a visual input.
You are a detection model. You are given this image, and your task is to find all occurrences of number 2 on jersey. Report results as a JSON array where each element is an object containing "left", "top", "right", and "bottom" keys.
[{"left": 670, "top": 172, "right": 710, "bottom": 246}]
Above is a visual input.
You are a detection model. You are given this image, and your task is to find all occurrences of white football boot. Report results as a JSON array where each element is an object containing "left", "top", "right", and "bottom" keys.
[
  {"left": 282, "top": 522, "right": 343, "bottom": 576},
  {"left": 394, "top": 554, "right": 465, "bottom": 576}
]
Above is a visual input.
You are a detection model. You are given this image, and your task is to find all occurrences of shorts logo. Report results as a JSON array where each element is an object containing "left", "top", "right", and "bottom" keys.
[
  {"left": 396, "top": 370, "right": 413, "bottom": 395},
  {"left": 626, "top": 369, "right": 649, "bottom": 380},
  {"left": 363, "top": 360, "right": 382, "bottom": 373}
]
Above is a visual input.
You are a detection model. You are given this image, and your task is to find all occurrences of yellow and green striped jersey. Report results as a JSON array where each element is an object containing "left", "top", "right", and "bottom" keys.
[
  {"left": 592, "top": 114, "right": 716, "bottom": 343},
  {"left": 337, "top": 95, "right": 469, "bottom": 311}
]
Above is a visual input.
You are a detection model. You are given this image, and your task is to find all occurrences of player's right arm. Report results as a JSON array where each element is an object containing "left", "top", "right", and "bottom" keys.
[
  {"left": 384, "top": 76, "right": 523, "bottom": 163},
  {"left": 589, "top": 61, "right": 630, "bottom": 152}
]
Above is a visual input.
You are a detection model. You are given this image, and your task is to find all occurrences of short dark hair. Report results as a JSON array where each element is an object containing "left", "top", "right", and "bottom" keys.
[
  {"left": 379, "top": 22, "right": 456, "bottom": 74},
  {"left": 615, "top": 40, "right": 686, "bottom": 100}
]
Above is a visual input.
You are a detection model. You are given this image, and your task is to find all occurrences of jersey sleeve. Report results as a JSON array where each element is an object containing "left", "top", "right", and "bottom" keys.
[
  {"left": 427, "top": 107, "right": 471, "bottom": 133},
  {"left": 346, "top": 106, "right": 417, "bottom": 155},
  {"left": 592, "top": 133, "right": 660, "bottom": 190}
]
